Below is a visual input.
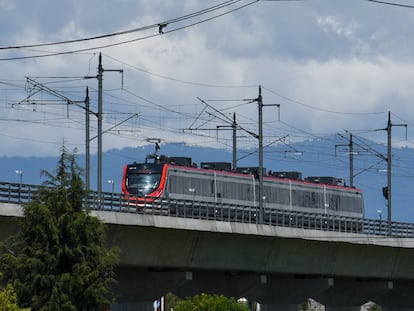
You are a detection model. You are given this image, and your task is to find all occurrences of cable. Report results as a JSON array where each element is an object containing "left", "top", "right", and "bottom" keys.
[
  {"left": 104, "top": 53, "right": 258, "bottom": 89},
  {"left": 0, "top": 1, "right": 241, "bottom": 50},
  {"left": 262, "top": 86, "right": 386, "bottom": 116},
  {"left": 365, "top": 0, "right": 414, "bottom": 8},
  {"left": 0, "top": 1, "right": 258, "bottom": 61}
]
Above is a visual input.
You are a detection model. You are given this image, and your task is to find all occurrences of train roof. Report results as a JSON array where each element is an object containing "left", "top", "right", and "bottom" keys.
[
  {"left": 126, "top": 154, "right": 362, "bottom": 193},
  {"left": 164, "top": 163, "right": 363, "bottom": 193}
]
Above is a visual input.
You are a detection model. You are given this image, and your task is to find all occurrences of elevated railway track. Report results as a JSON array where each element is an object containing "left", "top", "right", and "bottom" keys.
[{"left": 1, "top": 181, "right": 413, "bottom": 237}]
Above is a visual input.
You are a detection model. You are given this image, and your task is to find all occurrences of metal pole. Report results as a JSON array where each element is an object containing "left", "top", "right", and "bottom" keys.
[
  {"left": 258, "top": 85, "right": 264, "bottom": 224},
  {"left": 377, "top": 209, "right": 382, "bottom": 235},
  {"left": 97, "top": 53, "right": 103, "bottom": 205},
  {"left": 232, "top": 113, "right": 237, "bottom": 170},
  {"left": 15, "top": 170, "right": 23, "bottom": 202},
  {"left": 379, "top": 111, "right": 406, "bottom": 236},
  {"left": 349, "top": 133, "right": 354, "bottom": 188},
  {"left": 85, "top": 87, "right": 90, "bottom": 193},
  {"left": 108, "top": 179, "right": 114, "bottom": 208},
  {"left": 387, "top": 111, "right": 392, "bottom": 236}
]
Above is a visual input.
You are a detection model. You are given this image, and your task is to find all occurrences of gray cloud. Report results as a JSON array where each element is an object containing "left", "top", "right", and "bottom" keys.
[{"left": 1, "top": 0, "right": 414, "bottom": 157}]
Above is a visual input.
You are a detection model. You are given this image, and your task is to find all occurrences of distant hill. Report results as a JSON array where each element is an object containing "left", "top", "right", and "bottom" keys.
[{"left": 1, "top": 137, "right": 413, "bottom": 223}]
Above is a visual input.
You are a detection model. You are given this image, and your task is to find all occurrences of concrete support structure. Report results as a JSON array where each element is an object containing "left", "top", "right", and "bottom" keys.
[
  {"left": 375, "top": 281, "right": 414, "bottom": 310},
  {"left": 260, "top": 304, "right": 300, "bottom": 311},
  {"left": 1, "top": 204, "right": 414, "bottom": 310},
  {"left": 113, "top": 267, "right": 192, "bottom": 302},
  {"left": 247, "top": 275, "right": 333, "bottom": 305},
  {"left": 313, "top": 278, "right": 393, "bottom": 309},
  {"left": 325, "top": 307, "right": 360, "bottom": 311}
]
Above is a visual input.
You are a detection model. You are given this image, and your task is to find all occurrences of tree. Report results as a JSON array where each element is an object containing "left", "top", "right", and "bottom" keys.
[
  {"left": 173, "top": 293, "right": 249, "bottom": 311},
  {"left": 367, "top": 303, "right": 382, "bottom": 311},
  {"left": 0, "top": 283, "right": 29, "bottom": 311},
  {"left": 0, "top": 147, "right": 119, "bottom": 310},
  {"left": 298, "top": 300, "right": 308, "bottom": 310},
  {"left": 164, "top": 292, "right": 181, "bottom": 311}
]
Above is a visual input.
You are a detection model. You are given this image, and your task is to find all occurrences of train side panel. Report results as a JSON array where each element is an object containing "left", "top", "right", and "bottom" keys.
[{"left": 163, "top": 166, "right": 364, "bottom": 218}]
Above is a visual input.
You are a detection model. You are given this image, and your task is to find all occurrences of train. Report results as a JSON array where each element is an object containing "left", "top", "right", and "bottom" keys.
[{"left": 121, "top": 153, "right": 364, "bottom": 221}]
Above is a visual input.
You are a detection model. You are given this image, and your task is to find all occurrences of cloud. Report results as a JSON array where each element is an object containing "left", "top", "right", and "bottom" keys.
[{"left": 1, "top": 0, "right": 414, "bottom": 157}]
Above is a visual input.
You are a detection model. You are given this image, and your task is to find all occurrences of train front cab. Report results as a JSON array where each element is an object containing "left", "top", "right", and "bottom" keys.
[{"left": 121, "top": 162, "right": 169, "bottom": 212}]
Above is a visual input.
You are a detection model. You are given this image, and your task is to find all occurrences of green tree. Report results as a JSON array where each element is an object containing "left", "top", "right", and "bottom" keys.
[
  {"left": 173, "top": 293, "right": 249, "bottom": 311},
  {"left": 0, "top": 283, "right": 29, "bottom": 311},
  {"left": 0, "top": 147, "right": 119, "bottom": 311},
  {"left": 165, "top": 292, "right": 181, "bottom": 311},
  {"left": 298, "top": 300, "right": 308, "bottom": 310},
  {"left": 367, "top": 303, "right": 382, "bottom": 311}
]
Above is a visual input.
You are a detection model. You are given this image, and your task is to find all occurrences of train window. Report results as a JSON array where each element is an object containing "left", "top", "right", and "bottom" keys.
[
  {"left": 223, "top": 179, "right": 250, "bottom": 201},
  {"left": 339, "top": 195, "right": 363, "bottom": 213},
  {"left": 291, "top": 189, "right": 315, "bottom": 209},
  {"left": 311, "top": 191, "right": 322, "bottom": 209},
  {"left": 262, "top": 182, "right": 290, "bottom": 206},
  {"left": 168, "top": 173, "right": 214, "bottom": 198},
  {"left": 126, "top": 173, "right": 161, "bottom": 195},
  {"left": 326, "top": 193, "right": 340, "bottom": 211},
  {"left": 319, "top": 189, "right": 363, "bottom": 214}
]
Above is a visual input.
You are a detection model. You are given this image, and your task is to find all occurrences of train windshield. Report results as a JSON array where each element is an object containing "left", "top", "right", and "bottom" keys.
[{"left": 126, "top": 173, "right": 161, "bottom": 195}]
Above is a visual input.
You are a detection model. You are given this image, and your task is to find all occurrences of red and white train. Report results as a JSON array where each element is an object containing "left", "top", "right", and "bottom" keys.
[{"left": 122, "top": 154, "right": 364, "bottom": 219}]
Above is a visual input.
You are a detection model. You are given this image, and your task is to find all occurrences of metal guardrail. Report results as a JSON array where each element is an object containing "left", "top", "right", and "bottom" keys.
[{"left": 1, "top": 182, "right": 414, "bottom": 237}]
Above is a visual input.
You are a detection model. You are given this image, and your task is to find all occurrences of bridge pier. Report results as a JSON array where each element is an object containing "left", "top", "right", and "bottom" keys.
[
  {"left": 324, "top": 307, "right": 360, "bottom": 311},
  {"left": 3, "top": 206, "right": 414, "bottom": 310},
  {"left": 313, "top": 278, "right": 393, "bottom": 308},
  {"left": 111, "top": 301, "right": 153, "bottom": 311},
  {"left": 246, "top": 275, "right": 334, "bottom": 305},
  {"left": 374, "top": 280, "right": 414, "bottom": 310},
  {"left": 172, "top": 270, "right": 267, "bottom": 298},
  {"left": 259, "top": 303, "right": 299, "bottom": 311},
  {"left": 113, "top": 267, "right": 192, "bottom": 302}
]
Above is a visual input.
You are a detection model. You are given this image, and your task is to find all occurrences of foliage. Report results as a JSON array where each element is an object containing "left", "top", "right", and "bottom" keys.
[
  {"left": 173, "top": 293, "right": 249, "bottom": 311},
  {"left": 0, "top": 283, "right": 29, "bottom": 311},
  {"left": 165, "top": 292, "right": 181, "bottom": 310},
  {"left": 298, "top": 300, "right": 308, "bottom": 310},
  {"left": 367, "top": 303, "right": 382, "bottom": 311},
  {"left": 0, "top": 147, "right": 119, "bottom": 311}
]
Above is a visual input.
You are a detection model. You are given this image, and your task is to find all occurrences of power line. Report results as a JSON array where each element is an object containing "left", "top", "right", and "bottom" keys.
[
  {"left": 365, "top": 0, "right": 414, "bottom": 8},
  {"left": 0, "top": 0, "right": 259, "bottom": 61},
  {"left": 262, "top": 86, "right": 386, "bottom": 116},
  {"left": 0, "top": 1, "right": 242, "bottom": 50},
  {"left": 104, "top": 53, "right": 258, "bottom": 88}
]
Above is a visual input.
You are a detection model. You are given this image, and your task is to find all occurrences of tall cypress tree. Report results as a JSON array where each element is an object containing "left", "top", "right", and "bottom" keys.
[{"left": 1, "top": 147, "right": 119, "bottom": 310}]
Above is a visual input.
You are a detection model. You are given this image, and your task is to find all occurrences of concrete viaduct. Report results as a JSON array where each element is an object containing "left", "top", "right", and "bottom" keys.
[{"left": 1, "top": 202, "right": 414, "bottom": 311}]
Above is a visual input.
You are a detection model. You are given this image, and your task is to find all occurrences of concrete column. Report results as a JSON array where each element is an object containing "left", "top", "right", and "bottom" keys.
[
  {"left": 247, "top": 275, "right": 334, "bottom": 304},
  {"left": 313, "top": 278, "right": 393, "bottom": 307},
  {"left": 173, "top": 271, "right": 267, "bottom": 298},
  {"left": 111, "top": 301, "right": 153, "bottom": 311},
  {"left": 113, "top": 267, "right": 192, "bottom": 302},
  {"left": 260, "top": 303, "right": 299, "bottom": 311},
  {"left": 381, "top": 308, "right": 414, "bottom": 311},
  {"left": 325, "top": 307, "right": 360, "bottom": 311},
  {"left": 375, "top": 280, "right": 414, "bottom": 310}
]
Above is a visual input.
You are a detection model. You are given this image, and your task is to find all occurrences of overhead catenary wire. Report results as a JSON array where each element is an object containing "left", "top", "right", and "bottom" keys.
[
  {"left": 0, "top": 1, "right": 244, "bottom": 50},
  {"left": 105, "top": 53, "right": 258, "bottom": 89},
  {"left": 0, "top": 8, "right": 412, "bottom": 178},
  {"left": 365, "top": 0, "right": 414, "bottom": 8},
  {"left": 104, "top": 54, "right": 389, "bottom": 117},
  {"left": 0, "top": 0, "right": 259, "bottom": 61}
]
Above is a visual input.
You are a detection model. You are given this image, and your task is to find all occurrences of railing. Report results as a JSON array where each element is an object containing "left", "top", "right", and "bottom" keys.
[{"left": 1, "top": 182, "right": 414, "bottom": 237}]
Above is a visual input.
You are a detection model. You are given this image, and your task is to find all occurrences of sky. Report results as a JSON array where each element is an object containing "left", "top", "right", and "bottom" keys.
[
  {"left": 2, "top": 0, "right": 414, "bottom": 220},
  {"left": 1, "top": 2, "right": 414, "bottom": 157},
  {"left": 1, "top": 0, "right": 414, "bottom": 158}
]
